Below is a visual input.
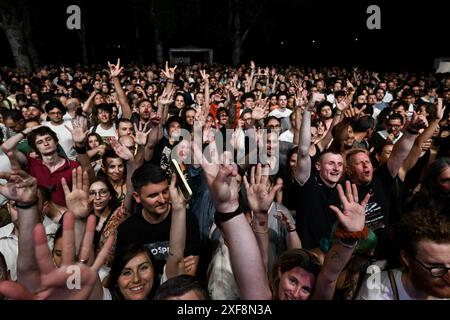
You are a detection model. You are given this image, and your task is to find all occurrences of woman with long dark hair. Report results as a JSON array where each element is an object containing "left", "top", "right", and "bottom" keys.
[
  {"left": 108, "top": 244, "right": 159, "bottom": 300},
  {"left": 89, "top": 176, "right": 128, "bottom": 251},
  {"left": 408, "top": 157, "right": 450, "bottom": 215}
]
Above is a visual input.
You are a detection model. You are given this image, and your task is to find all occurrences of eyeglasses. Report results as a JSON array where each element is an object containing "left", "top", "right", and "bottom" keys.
[
  {"left": 89, "top": 189, "right": 110, "bottom": 198},
  {"left": 411, "top": 255, "right": 450, "bottom": 277}
]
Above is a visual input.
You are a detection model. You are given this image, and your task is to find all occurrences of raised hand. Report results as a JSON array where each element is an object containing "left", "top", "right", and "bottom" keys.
[
  {"left": 329, "top": 181, "right": 371, "bottom": 232},
  {"left": 436, "top": 98, "right": 445, "bottom": 120},
  {"left": 110, "top": 137, "right": 134, "bottom": 161},
  {"left": 108, "top": 58, "right": 123, "bottom": 78},
  {"left": 158, "top": 86, "right": 175, "bottom": 105},
  {"left": 210, "top": 160, "right": 241, "bottom": 213},
  {"left": 191, "top": 133, "right": 220, "bottom": 185},
  {"left": 61, "top": 167, "right": 91, "bottom": 219},
  {"left": 306, "top": 92, "right": 324, "bottom": 111},
  {"left": 243, "top": 164, "right": 283, "bottom": 214},
  {"left": 134, "top": 86, "right": 148, "bottom": 99},
  {"left": 133, "top": 122, "right": 150, "bottom": 146},
  {"left": 66, "top": 119, "right": 89, "bottom": 147},
  {"left": 0, "top": 212, "right": 114, "bottom": 300},
  {"left": 161, "top": 61, "right": 177, "bottom": 80},
  {"left": 0, "top": 168, "right": 37, "bottom": 205},
  {"left": 344, "top": 105, "right": 366, "bottom": 119},
  {"left": 194, "top": 107, "right": 206, "bottom": 128},
  {"left": 252, "top": 104, "right": 269, "bottom": 121},
  {"left": 200, "top": 70, "right": 209, "bottom": 84},
  {"left": 274, "top": 210, "right": 296, "bottom": 232},
  {"left": 408, "top": 111, "right": 429, "bottom": 132}
]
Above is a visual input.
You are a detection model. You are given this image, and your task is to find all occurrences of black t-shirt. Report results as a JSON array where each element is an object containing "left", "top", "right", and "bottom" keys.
[
  {"left": 295, "top": 172, "right": 340, "bottom": 250},
  {"left": 355, "top": 164, "right": 395, "bottom": 258},
  {"left": 115, "top": 205, "right": 201, "bottom": 275},
  {"left": 356, "top": 164, "right": 394, "bottom": 232},
  {"left": 152, "top": 137, "right": 175, "bottom": 177}
]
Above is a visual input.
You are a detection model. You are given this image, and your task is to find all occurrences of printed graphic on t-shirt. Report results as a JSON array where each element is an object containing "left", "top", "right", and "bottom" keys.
[
  {"left": 145, "top": 240, "right": 170, "bottom": 261},
  {"left": 365, "top": 200, "right": 385, "bottom": 230},
  {"left": 160, "top": 146, "right": 173, "bottom": 177}
]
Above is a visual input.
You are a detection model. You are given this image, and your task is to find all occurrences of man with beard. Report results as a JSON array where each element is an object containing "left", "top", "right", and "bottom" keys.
[
  {"left": 26, "top": 101, "right": 45, "bottom": 123},
  {"left": 316, "top": 100, "right": 334, "bottom": 137},
  {"left": 131, "top": 99, "right": 158, "bottom": 132},
  {"left": 356, "top": 210, "right": 450, "bottom": 300},
  {"left": 115, "top": 163, "right": 201, "bottom": 277}
]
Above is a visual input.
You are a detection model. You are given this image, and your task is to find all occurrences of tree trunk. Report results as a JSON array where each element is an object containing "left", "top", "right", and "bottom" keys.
[
  {"left": 232, "top": 38, "right": 241, "bottom": 66},
  {"left": 231, "top": 0, "right": 242, "bottom": 66},
  {"left": 77, "top": 28, "right": 89, "bottom": 66},
  {"left": 79, "top": 0, "right": 94, "bottom": 65},
  {"left": 25, "top": 40, "right": 40, "bottom": 70},
  {"left": 0, "top": 2, "right": 32, "bottom": 72},
  {"left": 133, "top": 6, "right": 144, "bottom": 65},
  {"left": 149, "top": 0, "right": 164, "bottom": 64},
  {"left": 22, "top": 4, "right": 40, "bottom": 69},
  {"left": 3, "top": 21, "right": 32, "bottom": 72}
]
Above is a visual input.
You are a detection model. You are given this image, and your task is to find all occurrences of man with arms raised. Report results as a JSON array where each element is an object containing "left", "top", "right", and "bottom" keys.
[{"left": 294, "top": 93, "right": 344, "bottom": 249}]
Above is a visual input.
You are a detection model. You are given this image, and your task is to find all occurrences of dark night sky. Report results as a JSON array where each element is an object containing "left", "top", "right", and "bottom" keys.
[{"left": 0, "top": 0, "right": 449, "bottom": 71}]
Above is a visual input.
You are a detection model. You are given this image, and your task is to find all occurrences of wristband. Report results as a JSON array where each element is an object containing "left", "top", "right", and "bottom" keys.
[
  {"left": 15, "top": 199, "right": 39, "bottom": 209},
  {"left": 335, "top": 224, "right": 369, "bottom": 240},
  {"left": 214, "top": 206, "right": 243, "bottom": 228},
  {"left": 20, "top": 131, "right": 28, "bottom": 138},
  {"left": 287, "top": 227, "right": 297, "bottom": 233}
]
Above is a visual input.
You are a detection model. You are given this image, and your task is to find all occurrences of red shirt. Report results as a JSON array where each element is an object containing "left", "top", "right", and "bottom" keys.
[{"left": 27, "top": 156, "right": 79, "bottom": 207}]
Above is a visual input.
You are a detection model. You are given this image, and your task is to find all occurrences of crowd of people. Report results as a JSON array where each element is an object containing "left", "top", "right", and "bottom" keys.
[{"left": 0, "top": 59, "right": 449, "bottom": 300}]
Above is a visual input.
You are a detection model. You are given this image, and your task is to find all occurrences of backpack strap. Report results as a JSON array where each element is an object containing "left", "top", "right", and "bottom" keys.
[{"left": 387, "top": 269, "right": 399, "bottom": 300}]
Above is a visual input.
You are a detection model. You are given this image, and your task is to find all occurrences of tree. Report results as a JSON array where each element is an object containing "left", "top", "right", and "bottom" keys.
[
  {"left": 149, "top": 0, "right": 164, "bottom": 64},
  {"left": 75, "top": 0, "right": 90, "bottom": 66},
  {"left": 0, "top": 1, "right": 33, "bottom": 72},
  {"left": 229, "top": 0, "right": 267, "bottom": 65},
  {"left": 22, "top": 1, "right": 41, "bottom": 69}
]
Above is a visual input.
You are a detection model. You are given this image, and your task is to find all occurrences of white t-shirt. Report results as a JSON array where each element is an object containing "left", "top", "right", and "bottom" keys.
[
  {"left": 0, "top": 217, "right": 58, "bottom": 281},
  {"left": 279, "top": 130, "right": 294, "bottom": 143},
  {"left": 383, "top": 92, "right": 394, "bottom": 103},
  {"left": 269, "top": 108, "right": 292, "bottom": 119},
  {"left": 90, "top": 123, "right": 118, "bottom": 142},
  {"left": 0, "top": 149, "right": 12, "bottom": 206},
  {"left": 356, "top": 267, "right": 449, "bottom": 300},
  {"left": 43, "top": 121, "right": 77, "bottom": 160}
]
